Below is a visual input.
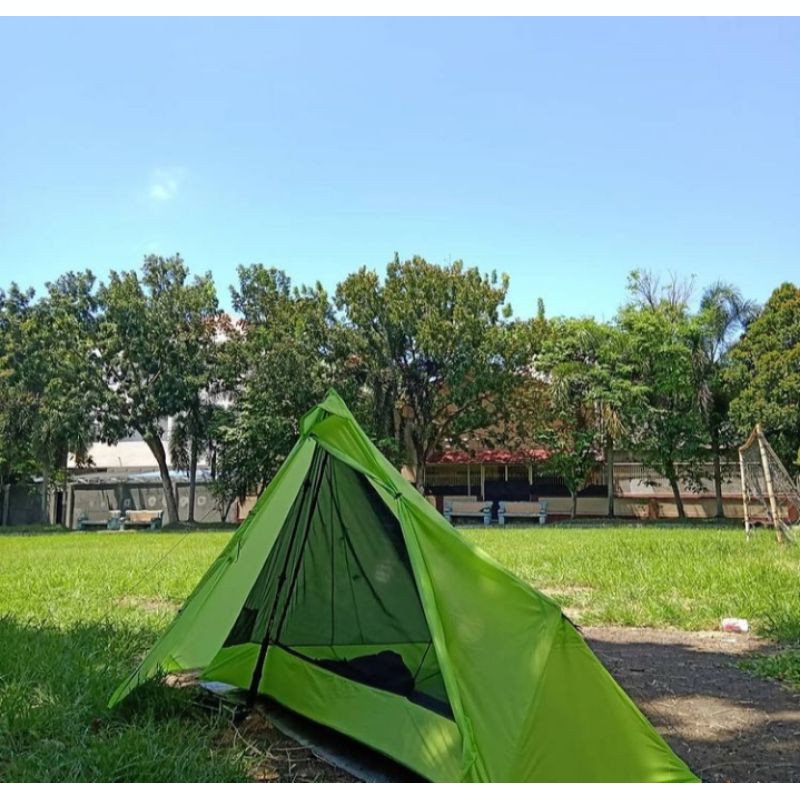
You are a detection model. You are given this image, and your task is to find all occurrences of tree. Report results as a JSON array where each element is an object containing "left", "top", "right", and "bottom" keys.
[
  {"left": 538, "top": 381, "right": 602, "bottom": 520},
  {"left": 0, "top": 274, "right": 101, "bottom": 520},
  {"left": 727, "top": 283, "right": 800, "bottom": 472},
  {"left": 335, "top": 255, "right": 520, "bottom": 490},
  {"left": 169, "top": 400, "right": 221, "bottom": 523},
  {"left": 515, "top": 318, "right": 629, "bottom": 518},
  {"left": 212, "top": 265, "right": 333, "bottom": 503},
  {"left": 617, "top": 298, "right": 708, "bottom": 518},
  {"left": 694, "top": 282, "right": 759, "bottom": 517},
  {"left": 627, "top": 268, "right": 696, "bottom": 312},
  {"left": 0, "top": 286, "right": 36, "bottom": 492},
  {"left": 96, "top": 255, "right": 219, "bottom": 526}
]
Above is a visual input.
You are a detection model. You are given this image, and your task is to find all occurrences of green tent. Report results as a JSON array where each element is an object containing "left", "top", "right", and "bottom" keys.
[{"left": 110, "top": 390, "right": 696, "bottom": 782}]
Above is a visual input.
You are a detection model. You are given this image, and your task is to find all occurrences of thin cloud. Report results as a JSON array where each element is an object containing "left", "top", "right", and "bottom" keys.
[{"left": 149, "top": 169, "right": 182, "bottom": 202}]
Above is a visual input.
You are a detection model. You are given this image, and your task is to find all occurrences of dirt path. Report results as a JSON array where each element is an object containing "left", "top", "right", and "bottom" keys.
[{"left": 584, "top": 626, "right": 800, "bottom": 783}]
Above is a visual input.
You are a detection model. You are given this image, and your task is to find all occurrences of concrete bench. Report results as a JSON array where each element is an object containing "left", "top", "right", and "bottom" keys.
[
  {"left": 444, "top": 500, "right": 492, "bottom": 526},
  {"left": 77, "top": 510, "right": 122, "bottom": 531},
  {"left": 122, "top": 509, "right": 164, "bottom": 530},
  {"left": 498, "top": 501, "right": 548, "bottom": 526}
]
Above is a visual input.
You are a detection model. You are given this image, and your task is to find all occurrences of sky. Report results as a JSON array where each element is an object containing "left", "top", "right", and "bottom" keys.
[{"left": 0, "top": 17, "right": 797, "bottom": 320}]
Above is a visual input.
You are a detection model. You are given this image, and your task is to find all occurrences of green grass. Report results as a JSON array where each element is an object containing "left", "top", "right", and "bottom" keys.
[
  {"left": 0, "top": 530, "right": 248, "bottom": 781},
  {"left": 742, "top": 648, "right": 800, "bottom": 686},
  {"left": 1, "top": 525, "right": 798, "bottom": 780},
  {"left": 467, "top": 526, "right": 800, "bottom": 641}
]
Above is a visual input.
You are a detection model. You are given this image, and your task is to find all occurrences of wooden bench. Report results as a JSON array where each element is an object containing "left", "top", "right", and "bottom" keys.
[
  {"left": 498, "top": 501, "right": 548, "bottom": 526},
  {"left": 121, "top": 509, "right": 164, "bottom": 530},
  {"left": 77, "top": 510, "right": 122, "bottom": 531},
  {"left": 444, "top": 500, "right": 492, "bottom": 526}
]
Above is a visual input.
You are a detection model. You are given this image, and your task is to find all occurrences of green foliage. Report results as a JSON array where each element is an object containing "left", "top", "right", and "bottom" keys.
[
  {"left": 335, "top": 254, "right": 520, "bottom": 486},
  {"left": 616, "top": 293, "right": 709, "bottom": 513},
  {"left": 0, "top": 257, "right": 773, "bottom": 524},
  {"left": 212, "top": 266, "right": 333, "bottom": 500},
  {"left": 0, "top": 379, "right": 36, "bottom": 487},
  {"left": 0, "top": 274, "right": 101, "bottom": 497},
  {"left": 727, "top": 282, "right": 800, "bottom": 471},
  {"left": 691, "top": 283, "right": 760, "bottom": 515},
  {"left": 534, "top": 319, "right": 614, "bottom": 515},
  {"left": 95, "top": 255, "right": 219, "bottom": 524}
]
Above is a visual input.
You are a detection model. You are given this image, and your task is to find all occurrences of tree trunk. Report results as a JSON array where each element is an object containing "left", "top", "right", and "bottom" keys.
[
  {"left": 711, "top": 428, "right": 724, "bottom": 519},
  {"left": 667, "top": 473, "right": 686, "bottom": 518},
  {"left": 144, "top": 433, "right": 180, "bottom": 526},
  {"left": 570, "top": 490, "right": 577, "bottom": 520},
  {"left": 606, "top": 437, "right": 615, "bottom": 518},
  {"left": 187, "top": 435, "right": 198, "bottom": 524},
  {"left": 41, "top": 465, "right": 50, "bottom": 525},
  {"left": 403, "top": 419, "right": 426, "bottom": 493},
  {"left": 414, "top": 445, "right": 426, "bottom": 493}
]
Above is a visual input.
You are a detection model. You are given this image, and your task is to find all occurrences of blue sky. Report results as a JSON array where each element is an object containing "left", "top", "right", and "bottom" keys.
[{"left": 0, "top": 17, "right": 797, "bottom": 320}]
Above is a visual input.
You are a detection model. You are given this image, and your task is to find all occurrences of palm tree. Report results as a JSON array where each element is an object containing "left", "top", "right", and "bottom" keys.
[{"left": 696, "top": 283, "right": 759, "bottom": 518}]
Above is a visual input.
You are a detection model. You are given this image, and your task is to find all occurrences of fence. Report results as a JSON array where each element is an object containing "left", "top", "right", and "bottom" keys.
[
  {"left": 1, "top": 484, "right": 47, "bottom": 526},
  {"left": 1, "top": 480, "right": 239, "bottom": 528},
  {"left": 67, "top": 480, "right": 237, "bottom": 528}
]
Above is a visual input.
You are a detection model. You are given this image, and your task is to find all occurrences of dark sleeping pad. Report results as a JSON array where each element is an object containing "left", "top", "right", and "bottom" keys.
[{"left": 315, "top": 650, "right": 416, "bottom": 696}]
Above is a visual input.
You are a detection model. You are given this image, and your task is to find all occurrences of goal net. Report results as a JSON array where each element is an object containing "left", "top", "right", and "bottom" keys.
[{"left": 739, "top": 425, "right": 798, "bottom": 544}]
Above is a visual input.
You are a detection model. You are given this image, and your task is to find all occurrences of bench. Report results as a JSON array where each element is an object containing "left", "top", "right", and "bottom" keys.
[
  {"left": 77, "top": 510, "right": 122, "bottom": 531},
  {"left": 121, "top": 509, "right": 164, "bottom": 530},
  {"left": 444, "top": 500, "right": 492, "bottom": 526},
  {"left": 498, "top": 501, "right": 548, "bottom": 526}
]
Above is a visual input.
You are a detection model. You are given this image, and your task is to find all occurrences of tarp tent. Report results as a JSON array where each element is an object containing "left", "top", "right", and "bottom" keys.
[{"left": 110, "top": 390, "right": 696, "bottom": 782}]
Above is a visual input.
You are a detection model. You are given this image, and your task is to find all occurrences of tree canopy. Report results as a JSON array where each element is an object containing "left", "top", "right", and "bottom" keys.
[
  {"left": 95, "top": 255, "right": 219, "bottom": 525},
  {"left": 0, "top": 253, "right": 778, "bottom": 526},
  {"left": 727, "top": 282, "right": 800, "bottom": 469},
  {"left": 335, "top": 255, "right": 521, "bottom": 488}
]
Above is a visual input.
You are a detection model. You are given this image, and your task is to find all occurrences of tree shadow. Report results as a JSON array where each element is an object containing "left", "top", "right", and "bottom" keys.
[
  {"left": 0, "top": 615, "right": 246, "bottom": 781},
  {"left": 585, "top": 630, "right": 800, "bottom": 782}
]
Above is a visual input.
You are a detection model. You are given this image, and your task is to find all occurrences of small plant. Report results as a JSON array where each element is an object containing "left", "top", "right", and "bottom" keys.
[{"left": 741, "top": 650, "right": 800, "bottom": 689}]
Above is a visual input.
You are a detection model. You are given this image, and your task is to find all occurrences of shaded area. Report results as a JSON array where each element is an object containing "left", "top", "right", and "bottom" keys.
[
  {"left": 584, "top": 627, "right": 800, "bottom": 783},
  {"left": 0, "top": 616, "right": 249, "bottom": 781},
  {"left": 215, "top": 705, "right": 357, "bottom": 782}
]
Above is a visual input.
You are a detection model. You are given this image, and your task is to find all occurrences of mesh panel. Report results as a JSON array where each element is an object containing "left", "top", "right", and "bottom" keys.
[{"left": 225, "top": 447, "right": 451, "bottom": 715}]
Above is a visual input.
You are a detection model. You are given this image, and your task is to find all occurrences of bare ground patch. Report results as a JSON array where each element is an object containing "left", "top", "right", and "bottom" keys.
[
  {"left": 584, "top": 626, "right": 800, "bottom": 782},
  {"left": 217, "top": 708, "right": 355, "bottom": 782}
]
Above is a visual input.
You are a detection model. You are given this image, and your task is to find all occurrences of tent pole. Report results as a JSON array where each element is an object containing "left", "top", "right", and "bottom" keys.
[{"left": 247, "top": 449, "right": 328, "bottom": 705}]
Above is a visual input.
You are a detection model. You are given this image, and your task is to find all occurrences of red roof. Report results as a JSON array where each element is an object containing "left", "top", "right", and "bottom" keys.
[{"left": 427, "top": 448, "right": 549, "bottom": 465}]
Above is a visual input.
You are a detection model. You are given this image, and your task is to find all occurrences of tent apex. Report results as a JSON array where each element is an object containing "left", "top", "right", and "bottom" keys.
[{"left": 300, "top": 388, "right": 354, "bottom": 435}]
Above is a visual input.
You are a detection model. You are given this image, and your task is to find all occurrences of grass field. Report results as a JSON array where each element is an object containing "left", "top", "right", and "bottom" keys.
[{"left": 1, "top": 525, "right": 798, "bottom": 781}]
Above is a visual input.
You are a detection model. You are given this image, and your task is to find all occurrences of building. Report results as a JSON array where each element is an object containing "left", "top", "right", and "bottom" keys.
[{"left": 423, "top": 448, "right": 744, "bottom": 520}]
